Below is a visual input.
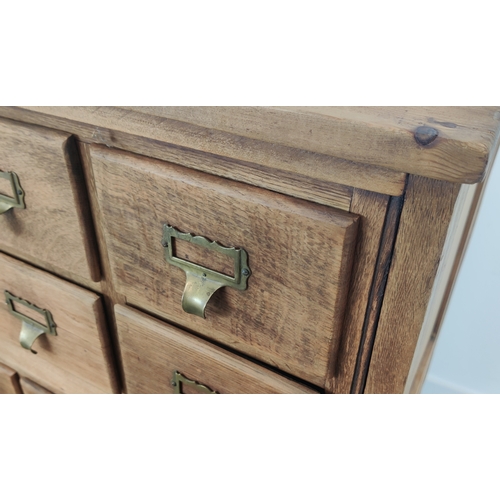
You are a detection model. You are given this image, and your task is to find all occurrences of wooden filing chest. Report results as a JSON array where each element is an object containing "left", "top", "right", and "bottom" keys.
[{"left": 0, "top": 106, "right": 498, "bottom": 394}]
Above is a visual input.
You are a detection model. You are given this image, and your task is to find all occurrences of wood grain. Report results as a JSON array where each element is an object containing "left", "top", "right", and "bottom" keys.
[
  {"left": 18, "top": 105, "right": 500, "bottom": 184},
  {"left": 1, "top": 106, "right": 407, "bottom": 197},
  {"left": 115, "top": 305, "right": 318, "bottom": 394},
  {"left": 0, "top": 252, "right": 119, "bottom": 394},
  {"left": 328, "top": 189, "right": 391, "bottom": 393},
  {"left": 19, "top": 377, "right": 53, "bottom": 394},
  {"left": 364, "top": 176, "right": 461, "bottom": 393},
  {"left": 90, "top": 146, "right": 359, "bottom": 388},
  {"left": 0, "top": 362, "right": 22, "bottom": 394},
  {"left": 0, "top": 117, "right": 100, "bottom": 282},
  {"left": 349, "top": 194, "right": 406, "bottom": 393}
]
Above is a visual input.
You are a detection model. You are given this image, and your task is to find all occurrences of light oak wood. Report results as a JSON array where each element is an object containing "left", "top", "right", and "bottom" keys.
[
  {"left": 0, "top": 362, "right": 22, "bottom": 394},
  {"left": 19, "top": 377, "right": 53, "bottom": 394},
  {"left": 0, "top": 117, "right": 100, "bottom": 283},
  {"left": 4, "top": 106, "right": 407, "bottom": 197},
  {"left": 116, "top": 305, "right": 318, "bottom": 394},
  {"left": 0, "top": 252, "right": 118, "bottom": 394},
  {"left": 364, "top": 176, "right": 461, "bottom": 393},
  {"left": 330, "top": 189, "right": 391, "bottom": 393},
  {"left": 90, "top": 146, "right": 359, "bottom": 388},
  {"left": 18, "top": 105, "right": 500, "bottom": 184}
]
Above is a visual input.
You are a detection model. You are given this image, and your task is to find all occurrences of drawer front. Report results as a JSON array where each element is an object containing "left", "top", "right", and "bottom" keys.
[
  {"left": 116, "top": 305, "right": 318, "bottom": 394},
  {"left": 0, "top": 362, "right": 22, "bottom": 394},
  {"left": 0, "top": 253, "right": 118, "bottom": 393},
  {"left": 0, "top": 118, "right": 99, "bottom": 282},
  {"left": 91, "top": 146, "right": 359, "bottom": 387}
]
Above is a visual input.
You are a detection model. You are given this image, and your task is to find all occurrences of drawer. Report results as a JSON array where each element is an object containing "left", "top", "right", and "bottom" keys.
[
  {"left": 0, "top": 118, "right": 99, "bottom": 282},
  {"left": 91, "top": 146, "right": 359, "bottom": 388},
  {"left": 19, "top": 377, "right": 53, "bottom": 394},
  {"left": 0, "top": 252, "right": 118, "bottom": 393},
  {"left": 116, "top": 305, "right": 318, "bottom": 394},
  {"left": 0, "top": 362, "right": 22, "bottom": 394}
]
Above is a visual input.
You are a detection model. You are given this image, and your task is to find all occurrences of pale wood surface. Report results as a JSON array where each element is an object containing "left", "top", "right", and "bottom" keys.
[
  {"left": 91, "top": 146, "right": 359, "bottom": 388},
  {"left": 364, "top": 176, "right": 461, "bottom": 393},
  {"left": 0, "top": 252, "right": 119, "bottom": 394},
  {"left": 116, "top": 305, "right": 318, "bottom": 394},
  {"left": 2, "top": 107, "right": 407, "bottom": 197},
  {"left": 0, "top": 362, "right": 22, "bottom": 394},
  {"left": 19, "top": 377, "right": 53, "bottom": 394},
  {"left": 0, "top": 117, "right": 100, "bottom": 282},
  {"left": 17, "top": 106, "right": 500, "bottom": 184},
  {"left": 330, "top": 189, "right": 391, "bottom": 393}
]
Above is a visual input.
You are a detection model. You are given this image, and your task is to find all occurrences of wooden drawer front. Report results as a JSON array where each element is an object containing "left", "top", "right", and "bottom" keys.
[
  {"left": 91, "top": 146, "right": 359, "bottom": 388},
  {"left": 116, "top": 305, "right": 318, "bottom": 394},
  {"left": 0, "top": 118, "right": 99, "bottom": 282},
  {"left": 0, "top": 253, "right": 118, "bottom": 394},
  {"left": 0, "top": 362, "right": 22, "bottom": 394}
]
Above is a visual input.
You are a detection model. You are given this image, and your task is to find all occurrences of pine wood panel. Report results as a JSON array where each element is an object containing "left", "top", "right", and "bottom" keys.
[
  {"left": 116, "top": 305, "right": 318, "bottom": 394},
  {"left": 0, "top": 362, "right": 22, "bottom": 394},
  {"left": 0, "top": 253, "right": 118, "bottom": 394},
  {"left": 0, "top": 117, "right": 100, "bottom": 282},
  {"left": 18, "top": 105, "right": 500, "bottom": 184},
  {"left": 19, "top": 377, "right": 53, "bottom": 394},
  {"left": 8, "top": 106, "right": 407, "bottom": 196},
  {"left": 90, "top": 146, "right": 359, "bottom": 388},
  {"left": 329, "top": 189, "right": 391, "bottom": 393},
  {"left": 364, "top": 176, "right": 461, "bottom": 393}
]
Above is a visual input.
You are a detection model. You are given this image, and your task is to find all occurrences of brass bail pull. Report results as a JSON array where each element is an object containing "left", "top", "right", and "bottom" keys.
[
  {"left": 162, "top": 224, "right": 251, "bottom": 319},
  {"left": 4, "top": 291, "right": 58, "bottom": 355},
  {"left": 0, "top": 171, "right": 26, "bottom": 214}
]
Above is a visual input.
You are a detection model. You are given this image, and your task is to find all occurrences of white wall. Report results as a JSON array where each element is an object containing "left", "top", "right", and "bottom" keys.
[{"left": 421, "top": 149, "right": 500, "bottom": 393}]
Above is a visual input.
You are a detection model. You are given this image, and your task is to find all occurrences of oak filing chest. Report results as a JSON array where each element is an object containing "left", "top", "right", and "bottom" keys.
[{"left": 1, "top": 107, "right": 499, "bottom": 394}]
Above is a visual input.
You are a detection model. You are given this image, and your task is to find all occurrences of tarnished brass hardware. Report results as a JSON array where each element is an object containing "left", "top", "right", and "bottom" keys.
[
  {"left": 4, "top": 291, "right": 57, "bottom": 354},
  {"left": 162, "top": 224, "right": 251, "bottom": 318},
  {"left": 0, "top": 171, "right": 26, "bottom": 214},
  {"left": 171, "top": 371, "right": 217, "bottom": 394}
]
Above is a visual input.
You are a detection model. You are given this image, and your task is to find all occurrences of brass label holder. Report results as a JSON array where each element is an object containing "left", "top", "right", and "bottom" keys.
[
  {"left": 161, "top": 224, "right": 251, "bottom": 318},
  {"left": 0, "top": 171, "right": 26, "bottom": 214},
  {"left": 4, "top": 291, "right": 57, "bottom": 354},
  {"left": 171, "top": 371, "right": 217, "bottom": 394}
]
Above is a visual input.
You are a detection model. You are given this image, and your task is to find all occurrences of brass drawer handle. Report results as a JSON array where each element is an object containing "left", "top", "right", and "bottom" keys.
[
  {"left": 0, "top": 171, "right": 26, "bottom": 214},
  {"left": 171, "top": 371, "right": 217, "bottom": 394},
  {"left": 4, "top": 291, "right": 57, "bottom": 354},
  {"left": 161, "top": 224, "right": 251, "bottom": 318}
]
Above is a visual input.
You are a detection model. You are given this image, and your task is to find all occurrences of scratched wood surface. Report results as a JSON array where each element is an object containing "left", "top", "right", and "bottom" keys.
[
  {"left": 91, "top": 145, "right": 359, "bottom": 388},
  {"left": 0, "top": 252, "right": 119, "bottom": 394},
  {"left": 2, "top": 106, "right": 407, "bottom": 197},
  {"left": 364, "top": 176, "right": 461, "bottom": 393},
  {"left": 116, "top": 305, "right": 318, "bottom": 394},
  {"left": 0, "top": 117, "right": 100, "bottom": 283}
]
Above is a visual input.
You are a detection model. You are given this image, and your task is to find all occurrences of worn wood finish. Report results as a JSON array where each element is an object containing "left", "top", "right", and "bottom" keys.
[
  {"left": 406, "top": 177, "right": 489, "bottom": 393},
  {"left": 329, "top": 189, "right": 391, "bottom": 393},
  {"left": 116, "top": 305, "right": 318, "bottom": 394},
  {"left": 91, "top": 146, "right": 359, "bottom": 388},
  {"left": 0, "top": 117, "right": 100, "bottom": 282},
  {"left": 364, "top": 176, "right": 461, "bottom": 394},
  {"left": 18, "top": 105, "right": 500, "bottom": 184},
  {"left": 0, "top": 362, "right": 22, "bottom": 394},
  {"left": 0, "top": 253, "right": 118, "bottom": 394},
  {"left": 3, "top": 106, "right": 407, "bottom": 197},
  {"left": 19, "top": 377, "right": 53, "bottom": 394},
  {"left": 350, "top": 194, "right": 406, "bottom": 393}
]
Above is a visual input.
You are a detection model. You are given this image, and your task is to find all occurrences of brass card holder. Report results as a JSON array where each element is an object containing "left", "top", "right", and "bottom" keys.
[
  {"left": 171, "top": 371, "right": 217, "bottom": 394},
  {"left": 4, "top": 291, "right": 57, "bottom": 354},
  {"left": 161, "top": 224, "right": 251, "bottom": 318},
  {"left": 0, "top": 171, "right": 26, "bottom": 214}
]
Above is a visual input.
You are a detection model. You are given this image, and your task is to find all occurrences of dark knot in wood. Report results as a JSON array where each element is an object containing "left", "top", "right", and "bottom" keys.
[{"left": 414, "top": 126, "right": 439, "bottom": 146}]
